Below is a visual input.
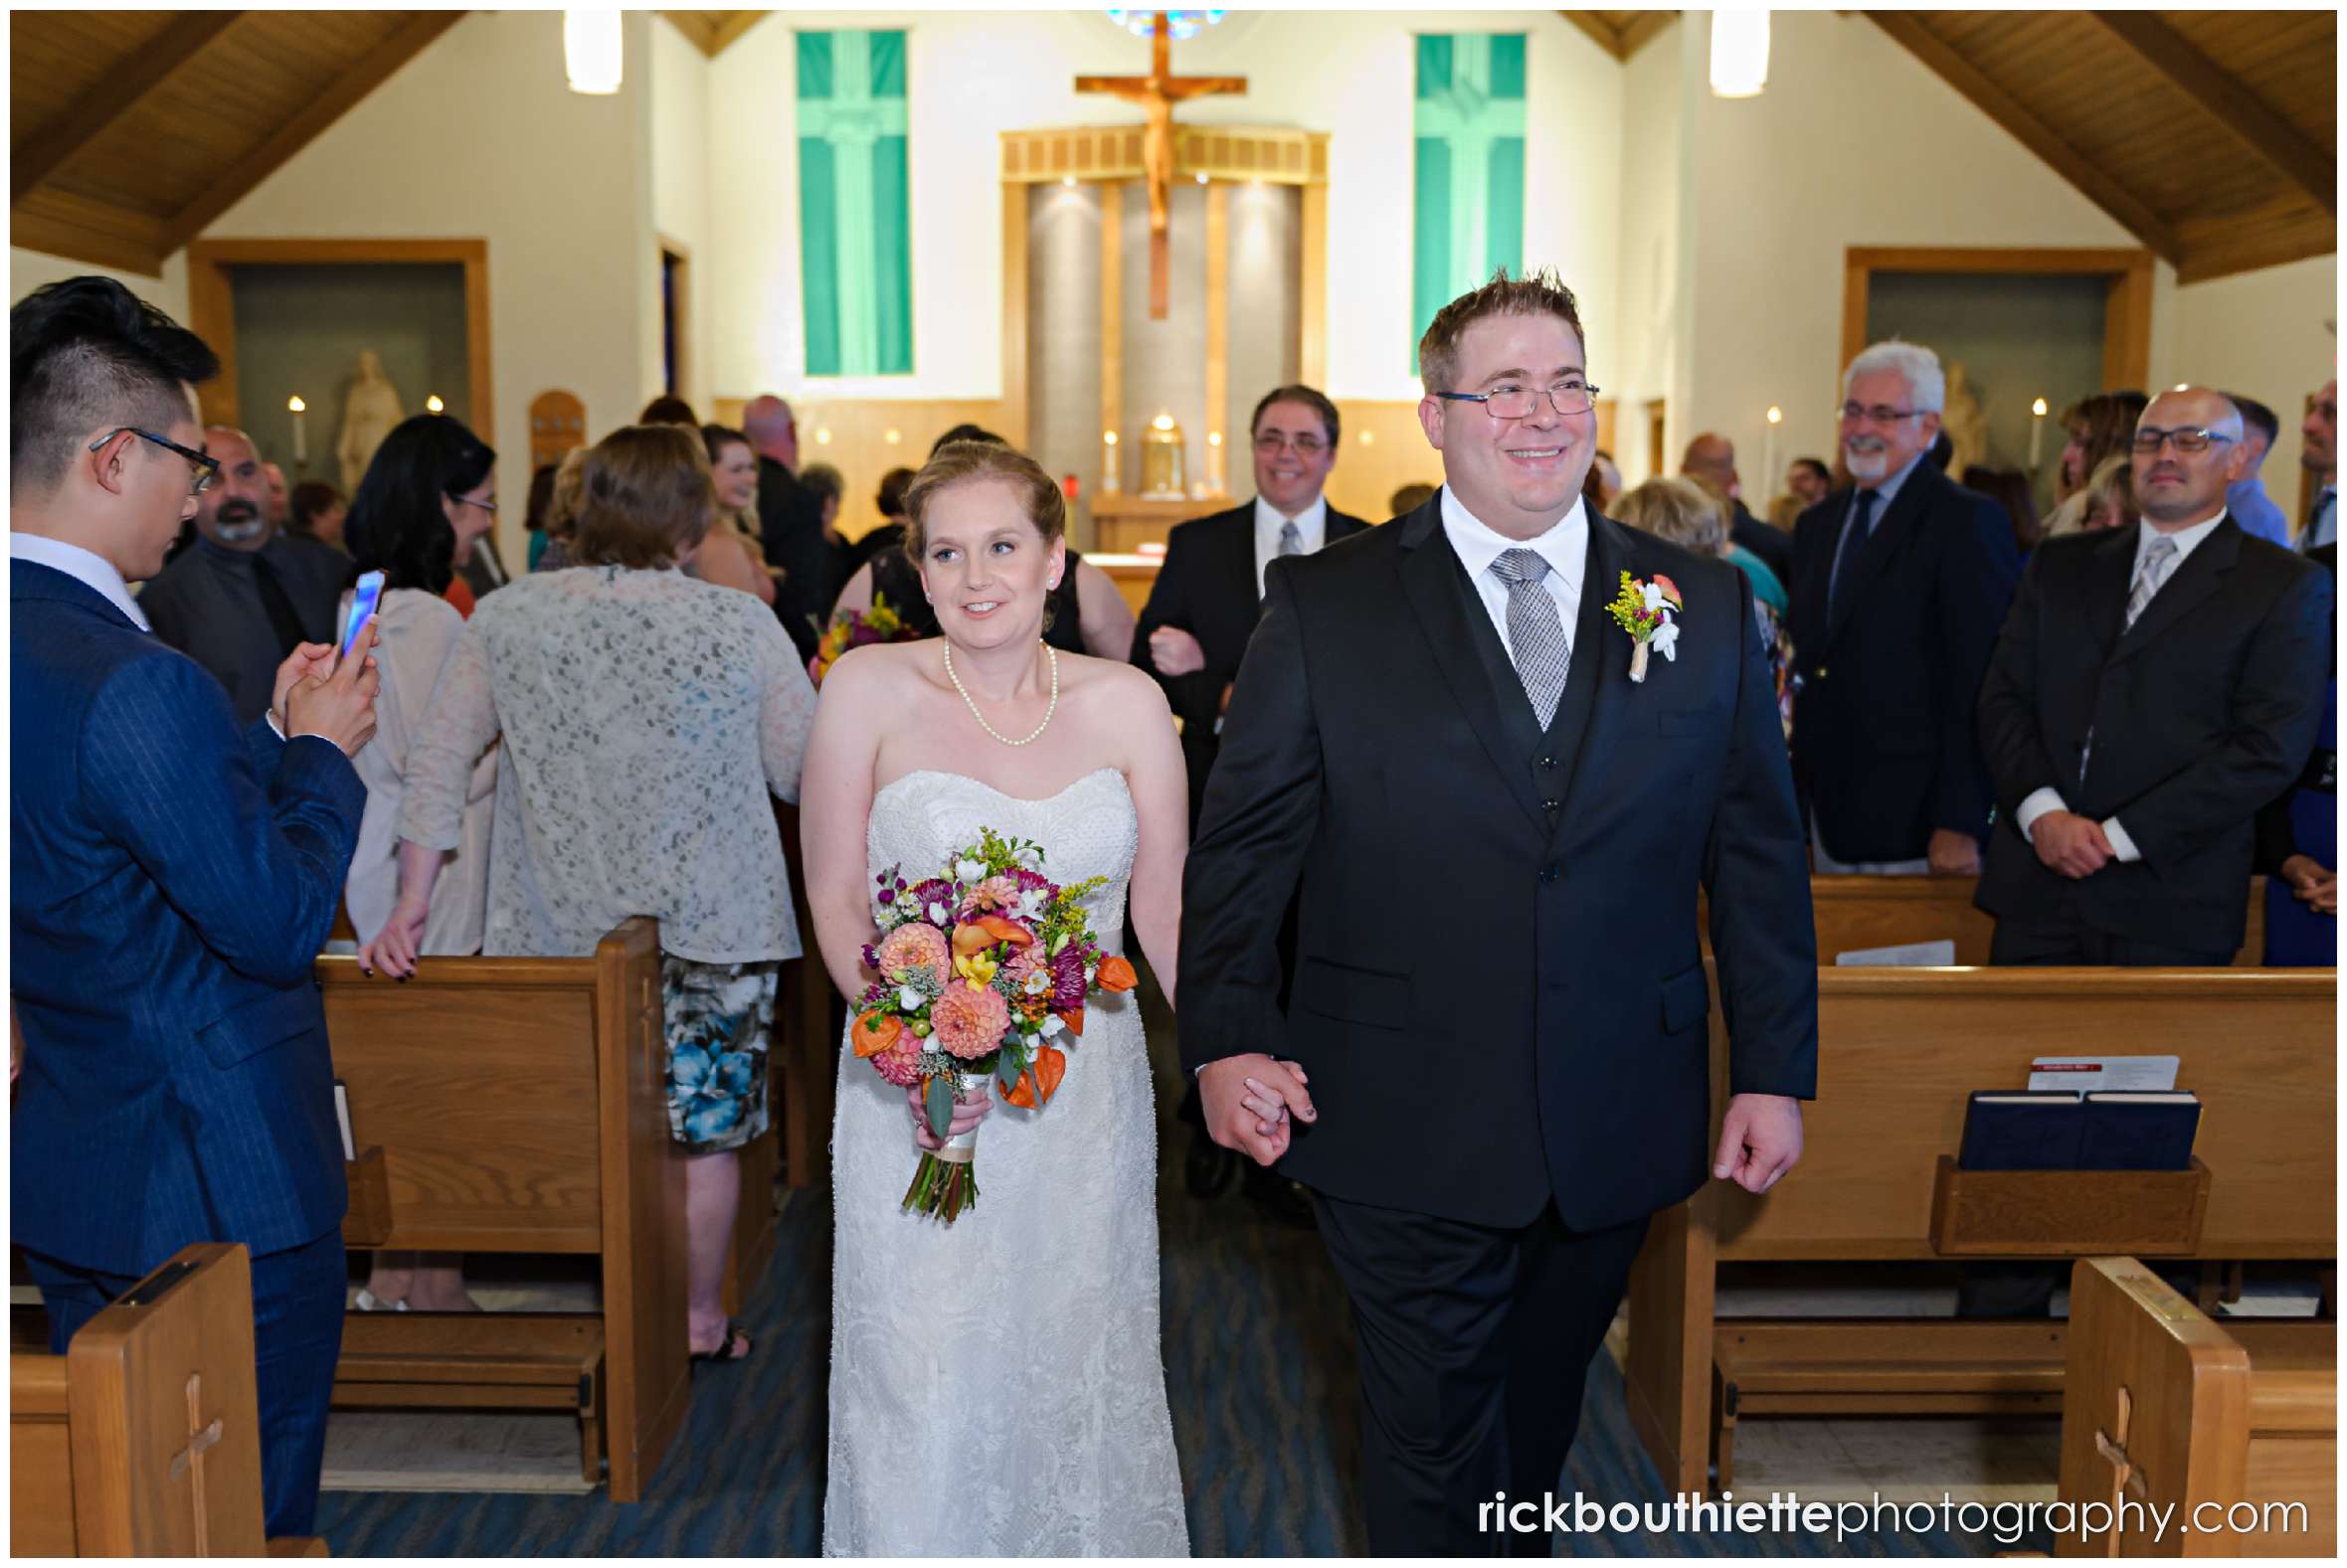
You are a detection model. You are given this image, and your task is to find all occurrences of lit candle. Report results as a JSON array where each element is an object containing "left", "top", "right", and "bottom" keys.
[
  {"left": 1762, "top": 406, "right": 1781, "bottom": 504},
  {"left": 427, "top": 395, "right": 445, "bottom": 415},
  {"left": 2029, "top": 398, "right": 2048, "bottom": 469},
  {"left": 1206, "top": 430, "right": 1223, "bottom": 494},
  {"left": 287, "top": 395, "right": 306, "bottom": 465},
  {"left": 1102, "top": 430, "right": 1120, "bottom": 496}
]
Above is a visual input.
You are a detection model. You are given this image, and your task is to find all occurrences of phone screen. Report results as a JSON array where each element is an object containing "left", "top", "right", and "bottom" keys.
[{"left": 340, "top": 571, "right": 386, "bottom": 661}]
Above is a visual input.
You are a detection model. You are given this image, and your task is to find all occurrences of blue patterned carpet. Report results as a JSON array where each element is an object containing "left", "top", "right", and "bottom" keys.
[{"left": 316, "top": 999, "right": 2036, "bottom": 1556}]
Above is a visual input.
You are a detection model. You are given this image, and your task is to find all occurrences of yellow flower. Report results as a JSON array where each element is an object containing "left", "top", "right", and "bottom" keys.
[{"left": 954, "top": 951, "right": 1000, "bottom": 988}]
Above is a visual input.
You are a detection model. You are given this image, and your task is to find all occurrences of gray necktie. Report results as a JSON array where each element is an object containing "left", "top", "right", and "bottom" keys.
[
  {"left": 2125, "top": 535, "right": 2179, "bottom": 630},
  {"left": 1490, "top": 548, "right": 1570, "bottom": 728},
  {"left": 1277, "top": 519, "right": 1303, "bottom": 557}
]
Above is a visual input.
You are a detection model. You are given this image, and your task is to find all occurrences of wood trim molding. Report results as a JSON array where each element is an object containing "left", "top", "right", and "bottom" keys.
[
  {"left": 185, "top": 239, "right": 494, "bottom": 444},
  {"left": 1864, "top": 11, "right": 2182, "bottom": 263},
  {"left": 1299, "top": 183, "right": 1329, "bottom": 390},
  {"left": 2088, "top": 11, "right": 2335, "bottom": 218},
  {"left": 658, "top": 11, "right": 768, "bottom": 59},
  {"left": 1204, "top": 182, "right": 1229, "bottom": 486},
  {"left": 157, "top": 11, "right": 464, "bottom": 256},
  {"left": 11, "top": 11, "right": 245, "bottom": 203},
  {"left": 1557, "top": 10, "right": 1675, "bottom": 64},
  {"left": 1099, "top": 181, "right": 1125, "bottom": 496},
  {"left": 1839, "top": 245, "right": 2157, "bottom": 394},
  {"left": 999, "top": 184, "right": 1030, "bottom": 450},
  {"left": 1001, "top": 125, "right": 1329, "bottom": 187}
]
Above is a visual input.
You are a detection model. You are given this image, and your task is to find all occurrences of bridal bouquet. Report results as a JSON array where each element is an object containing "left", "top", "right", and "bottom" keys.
[
  {"left": 809, "top": 591, "right": 920, "bottom": 688},
  {"left": 850, "top": 827, "right": 1137, "bottom": 1223}
]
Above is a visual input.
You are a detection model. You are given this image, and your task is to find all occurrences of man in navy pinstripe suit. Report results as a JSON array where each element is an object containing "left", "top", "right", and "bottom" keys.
[{"left": 11, "top": 277, "right": 381, "bottom": 1537}]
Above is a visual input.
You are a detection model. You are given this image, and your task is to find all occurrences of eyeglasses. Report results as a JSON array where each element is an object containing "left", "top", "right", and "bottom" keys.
[
  {"left": 1838, "top": 403, "right": 1924, "bottom": 427},
  {"left": 447, "top": 491, "right": 498, "bottom": 514},
  {"left": 2130, "top": 427, "right": 2236, "bottom": 456},
  {"left": 1434, "top": 380, "right": 1601, "bottom": 420},
  {"left": 90, "top": 427, "right": 220, "bottom": 496},
  {"left": 1252, "top": 432, "right": 1329, "bottom": 455}
]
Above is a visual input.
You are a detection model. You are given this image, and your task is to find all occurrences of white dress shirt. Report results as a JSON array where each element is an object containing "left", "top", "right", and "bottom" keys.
[
  {"left": 11, "top": 532, "right": 150, "bottom": 630},
  {"left": 2015, "top": 510, "right": 2232, "bottom": 864},
  {"left": 1438, "top": 485, "right": 1586, "bottom": 663},
  {"left": 1252, "top": 494, "right": 1329, "bottom": 599}
]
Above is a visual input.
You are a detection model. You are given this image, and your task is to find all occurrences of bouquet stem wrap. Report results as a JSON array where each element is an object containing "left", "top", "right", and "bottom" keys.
[{"left": 901, "top": 1073, "right": 990, "bottom": 1222}]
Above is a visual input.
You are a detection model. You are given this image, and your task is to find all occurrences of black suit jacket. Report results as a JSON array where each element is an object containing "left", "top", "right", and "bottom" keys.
[
  {"left": 1729, "top": 498, "right": 1794, "bottom": 592},
  {"left": 1789, "top": 465, "right": 2023, "bottom": 861},
  {"left": 1178, "top": 498, "right": 1817, "bottom": 1231},
  {"left": 1976, "top": 520, "right": 2331, "bottom": 952},
  {"left": 757, "top": 455, "right": 833, "bottom": 662},
  {"left": 1129, "top": 499, "right": 1371, "bottom": 815}
]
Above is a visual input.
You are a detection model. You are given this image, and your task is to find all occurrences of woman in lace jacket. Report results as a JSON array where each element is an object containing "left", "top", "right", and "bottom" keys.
[{"left": 365, "top": 424, "right": 817, "bottom": 1364}]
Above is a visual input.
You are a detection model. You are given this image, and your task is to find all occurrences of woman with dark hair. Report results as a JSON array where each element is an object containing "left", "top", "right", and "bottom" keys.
[
  {"left": 639, "top": 394, "right": 699, "bottom": 427},
  {"left": 288, "top": 479, "right": 348, "bottom": 550},
  {"left": 1960, "top": 464, "right": 2044, "bottom": 554},
  {"left": 338, "top": 414, "right": 502, "bottom": 1313},
  {"left": 371, "top": 424, "right": 817, "bottom": 1364},
  {"left": 695, "top": 424, "right": 778, "bottom": 607}
]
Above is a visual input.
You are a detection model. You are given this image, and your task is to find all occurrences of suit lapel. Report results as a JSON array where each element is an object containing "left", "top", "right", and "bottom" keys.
[
  {"left": 1550, "top": 514, "right": 1635, "bottom": 834},
  {"left": 1394, "top": 502, "right": 1551, "bottom": 834},
  {"left": 1218, "top": 509, "right": 1262, "bottom": 610},
  {"left": 1327, "top": 507, "right": 1369, "bottom": 543},
  {"left": 1825, "top": 468, "right": 1934, "bottom": 651},
  {"left": 2109, "top": 520, "right": 2242, "bottom": 664}
]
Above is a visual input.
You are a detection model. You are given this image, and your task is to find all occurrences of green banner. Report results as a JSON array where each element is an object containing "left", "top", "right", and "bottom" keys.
[
  {"left": 798, "top": 29, "right": 913, "bottom": 377},
  {"left": 1411, "top": 33, "right": 1528, "bottom": 373}
]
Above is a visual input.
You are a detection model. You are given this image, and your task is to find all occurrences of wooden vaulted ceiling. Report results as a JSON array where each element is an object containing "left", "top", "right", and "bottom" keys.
[
  {"left": 1868, "top": 11, "right": 2335, "bottom": 281},
  {"left": 11, "top": 11, "right": 2333, "bottom": 285},
  {"left": 11, "top": 10, "right": 465, "bottom": 276}
]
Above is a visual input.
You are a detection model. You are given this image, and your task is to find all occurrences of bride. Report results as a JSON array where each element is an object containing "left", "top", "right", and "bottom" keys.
[{"left": 802, "top": 440, "right": 1233, "bottom": 1555}]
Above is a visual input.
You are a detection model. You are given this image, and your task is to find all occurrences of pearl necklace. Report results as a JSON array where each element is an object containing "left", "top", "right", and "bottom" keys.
[{"left": 943, "top": 641, "right": 1058, "bottom": 747}]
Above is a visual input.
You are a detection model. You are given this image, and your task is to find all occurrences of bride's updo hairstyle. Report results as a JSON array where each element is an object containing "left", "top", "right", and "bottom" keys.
[{"left": 901, "top": 439, "right": 1067, "bottom": 568}]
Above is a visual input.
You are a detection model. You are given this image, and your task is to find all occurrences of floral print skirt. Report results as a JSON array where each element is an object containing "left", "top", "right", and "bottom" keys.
[{"left": 661, "top": 955, "right": 778, "bottom": 1151}]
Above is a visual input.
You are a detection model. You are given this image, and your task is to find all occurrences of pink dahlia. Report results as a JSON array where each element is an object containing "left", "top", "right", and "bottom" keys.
[
  {"left": 871, "top": 1034, "right": 923, "bottom": 1087},
  {"left": 1002, "top": 945, "right": 1055, "bottom": 999},
  {"left": 876, "top": 922, "right": 951, "bottom": 984},
  {"left": 930, "top": 980, "right": 1011, "bottom": 1060},
  {"left": 962, "top": 875, "right": 1020, "bottom": 915}
]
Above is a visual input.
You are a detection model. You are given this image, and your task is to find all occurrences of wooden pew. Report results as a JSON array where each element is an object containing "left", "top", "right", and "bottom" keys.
[
  {"left": 1623, "top": 965, "right": 2335, "bottom": 1495},
  {"left": 318, "top": 917, "right": 683, "bottom": 1501},
  {"left": 2058, "top": 1257, "right": 2334, "bottom": 1556},
  {"left": 773, "top": 799, "right": 837, "bottom": 1194},
  {"left": 1706, "top": 876, "right": 2266, "bottom": 966},
  {"left": 10, "top": 1243, "right": 324, "bottom": 1557}
]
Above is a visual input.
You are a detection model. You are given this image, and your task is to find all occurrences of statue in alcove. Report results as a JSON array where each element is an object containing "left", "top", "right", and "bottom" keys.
[
  {"left": 1941, "top": 361, "right": 1989, "bottom": 478},
  {"left": 336, "top": 350, "right": 406, "bottom": 494}
]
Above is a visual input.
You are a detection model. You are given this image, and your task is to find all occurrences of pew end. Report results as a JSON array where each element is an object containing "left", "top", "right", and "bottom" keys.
[
  {"left": 2058, "top": 1257, "right": 2335, "bottom": 1558},
  {"left": 9, "top": 1243, "right": 325, "bottom": 1557}
]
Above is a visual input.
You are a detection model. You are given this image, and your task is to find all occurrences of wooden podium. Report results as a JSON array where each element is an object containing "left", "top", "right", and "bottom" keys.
[{"left": 1089, "top": 493, "right": 1229, "bottom": 553}]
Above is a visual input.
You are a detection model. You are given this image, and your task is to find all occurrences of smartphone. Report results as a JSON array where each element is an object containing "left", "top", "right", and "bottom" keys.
[{"left": 340, "top": 570, "right": 386, "bottom": 661}]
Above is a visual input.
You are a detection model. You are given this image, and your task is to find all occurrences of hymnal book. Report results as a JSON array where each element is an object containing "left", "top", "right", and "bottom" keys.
[
  {"left": 1957, "top": 1090, "right": 2085, "bottom": 1171},
  {"left": 333, "top": 1080, "right": 356, "bottom": 1162},
  {"left": 2027, "top": 1055, "right": 2180, "bottom": 1094},
  {"left": 2078, "top": 1092, "right": 2200, "bottom": 1171},
  {"left": 1834, "top": 939, "right": 1958, "bottom": 966}
]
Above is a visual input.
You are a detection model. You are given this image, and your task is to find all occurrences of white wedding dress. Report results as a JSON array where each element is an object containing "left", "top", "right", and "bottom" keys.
[{"left": 823, "top": 767, "right": 1189, "bottom": 1557}]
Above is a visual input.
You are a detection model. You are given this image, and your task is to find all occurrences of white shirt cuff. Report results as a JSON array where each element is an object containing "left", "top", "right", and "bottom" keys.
[
  {"left": 267, "top": 710, "right": 285, "bottom": 741},
  {"left": 2015, "top": 787, "right": 2068, "bottom": 842},
  {"left": 2101, "top": 816, "right": 2142, "bottom": 863}
]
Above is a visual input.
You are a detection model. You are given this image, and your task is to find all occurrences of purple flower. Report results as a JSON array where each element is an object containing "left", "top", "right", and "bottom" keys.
[{"left": 1050, "top": 948, "right": 1087, "bottom": 1010}]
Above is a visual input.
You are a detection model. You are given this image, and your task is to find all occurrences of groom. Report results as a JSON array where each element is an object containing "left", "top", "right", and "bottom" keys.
[{"left": 1179, "top": 270, "right": 1817, "bottom": 1554}]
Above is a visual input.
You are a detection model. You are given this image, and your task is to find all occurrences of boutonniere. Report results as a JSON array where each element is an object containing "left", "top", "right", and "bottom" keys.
[{"left": 1604, "top": 571, "right": 1683, "bottom": 683}]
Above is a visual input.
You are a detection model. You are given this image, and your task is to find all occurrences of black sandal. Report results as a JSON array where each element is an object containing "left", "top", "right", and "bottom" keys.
[{"left": 689, "top": 1322, "right": 753, "bottom": 1364}]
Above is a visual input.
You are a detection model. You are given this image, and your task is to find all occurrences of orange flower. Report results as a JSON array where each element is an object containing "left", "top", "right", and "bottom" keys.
[
  {"left": 1053, "top": 1006, "right": 1085, "bottom": 1038},
  {"left": 1033, "top": 1044, "right": 1067, "bottom": 1103},
  {"left": 1001, "top": 1067, "right": 1038, "bottom": 1110},
  {"left": 978, "top": 915, "right": 1033, "bottom": 948},
  {"left": 951, "top": 916, "right": 1031, "bottom": 959},
  {"left": 1097, "top": 955, "right": 1138, "bottom": 993},
  {"left": 851, "top": 1010, "right": 902, "bottom": 1059}
]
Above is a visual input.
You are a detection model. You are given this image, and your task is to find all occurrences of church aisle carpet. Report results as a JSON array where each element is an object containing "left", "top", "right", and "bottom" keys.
[{"left": 315, "top": 1005, "right": 2049, "bottom": 1556}]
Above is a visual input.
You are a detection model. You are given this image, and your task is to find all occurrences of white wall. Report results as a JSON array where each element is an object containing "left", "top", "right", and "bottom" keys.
[
  {"left": 2164, "top": 252, "right": 2339, "bottom": 505},
  {"left": 1606, "top": 16, "right": 1687, "bottom": 485},
  {"left": 649, "top": 17, "right": 713, "bottom": 415},
  {"left": 705, "top": 9, "right": 1620, "bottom": 404},
  {"left": 199, "top": 9, "right": 659, "bottom": 566},
  {"left": 1680, "top": 9, "right": 2139, "bottom": 499},
  {"left": 9, "top": 248, "right": 191, "bottom": 324}
]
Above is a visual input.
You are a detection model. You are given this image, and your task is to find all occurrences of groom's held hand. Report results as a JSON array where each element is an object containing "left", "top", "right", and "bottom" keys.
[
  {"left": 1199, "top": 1054, "right": 1315, "bottom": 1166},
  {"left": 1713, "top": 1092, "right": 1803, "bottom": 1194}
]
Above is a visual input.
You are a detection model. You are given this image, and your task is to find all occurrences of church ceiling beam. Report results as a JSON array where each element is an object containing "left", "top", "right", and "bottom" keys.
[
  {"left": 10, "top": 11, "right": 247, "bottom": 204},
  {"left": 659, "top": 12, "right": 769, "bottom": 59},
  {"left": 1557, "top": 12, "right": 1630, "bottom": 61},
  {"left": 1556, "top": 12, "right": 1674, "bottom": 65},
  {"left": 2087, "top": 10, "right": 2336, "bottom": 219},
  {"left": 156, "top": 11, "right": 466, "bottom": 257},
  {"left": 1865, "top": 12, "right": 2182, "bottom": 266},
  {"left": 1615, "top": 13, "right": 1676, "bottom": 61}
]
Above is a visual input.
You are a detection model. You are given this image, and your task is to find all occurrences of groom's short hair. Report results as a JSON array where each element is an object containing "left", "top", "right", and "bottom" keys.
[{"left": 1416, "top": 268, "right": 1586, "bottom": 395}]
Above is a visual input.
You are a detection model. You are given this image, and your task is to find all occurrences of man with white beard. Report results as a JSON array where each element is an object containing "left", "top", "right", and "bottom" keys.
[{"left": 1787, "top": 341, "right": 2022, "bottom": 875}]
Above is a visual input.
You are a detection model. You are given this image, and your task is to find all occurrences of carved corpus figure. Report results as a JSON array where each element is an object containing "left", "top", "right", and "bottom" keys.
[{"left": 336, "top": 349, "right": 406, "bottom": 494}]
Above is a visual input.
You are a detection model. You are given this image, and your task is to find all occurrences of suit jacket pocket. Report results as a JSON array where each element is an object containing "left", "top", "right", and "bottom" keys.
[
  {"left": 1293, "top": 956, "right": 1411, "bottom": 1032},
  {"left": 196, "top": 983, "right": 322, "bottom": 1070},
  {"left": 1660, "top": 961, "right": 1710, "bottom": 1033}
]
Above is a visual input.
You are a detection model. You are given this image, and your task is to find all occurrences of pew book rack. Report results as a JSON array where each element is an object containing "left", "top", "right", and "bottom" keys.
[{"left": 1928, "top": 1154, "right": 2213, "bottom": 1256}]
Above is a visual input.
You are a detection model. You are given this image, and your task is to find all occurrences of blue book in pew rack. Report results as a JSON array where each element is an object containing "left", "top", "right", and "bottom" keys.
[
  {"left": 1957, "top": 1090, "right": 2085, "bottom": 1171},
  {"left": 2077, "top": 1091, "right": 2201, "bottom": 1171}
]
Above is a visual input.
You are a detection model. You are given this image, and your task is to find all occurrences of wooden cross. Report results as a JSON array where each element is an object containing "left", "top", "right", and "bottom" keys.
[
  {"left": 168, "top": 1372, "right": 225, "bottom": 1553},
  {"left": 1075, "top": 13, "right": 1245, "bottom": 318},
  {"left": 2091, "top": 1384, "right": 2151, "bottom": 1557}
]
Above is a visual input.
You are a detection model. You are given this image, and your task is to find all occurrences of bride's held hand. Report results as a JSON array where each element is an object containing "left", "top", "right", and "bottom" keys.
[
  {"left": 907, "top": 1079, "right": 993, "bottom": 1151},
  {"left": 1199, "top": 1054, "right": 1315, "bottom": 1166}
]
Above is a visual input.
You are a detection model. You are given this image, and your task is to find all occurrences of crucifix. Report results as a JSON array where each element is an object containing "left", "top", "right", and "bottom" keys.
[
  {"left": 1075, "top": 13, "right": 1245, "bottom": 319},
  {"left": 168, "top": 1372, "right": 226, "bottom": 1552},
  {"left": 2090, "top": 1384, "right": 2152, "bottom": 1556}
]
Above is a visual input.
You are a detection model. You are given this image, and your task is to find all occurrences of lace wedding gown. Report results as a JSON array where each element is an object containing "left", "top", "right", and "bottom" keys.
[{"left": 823, "top": 767, "right": 1189, "bottom": 1557}]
